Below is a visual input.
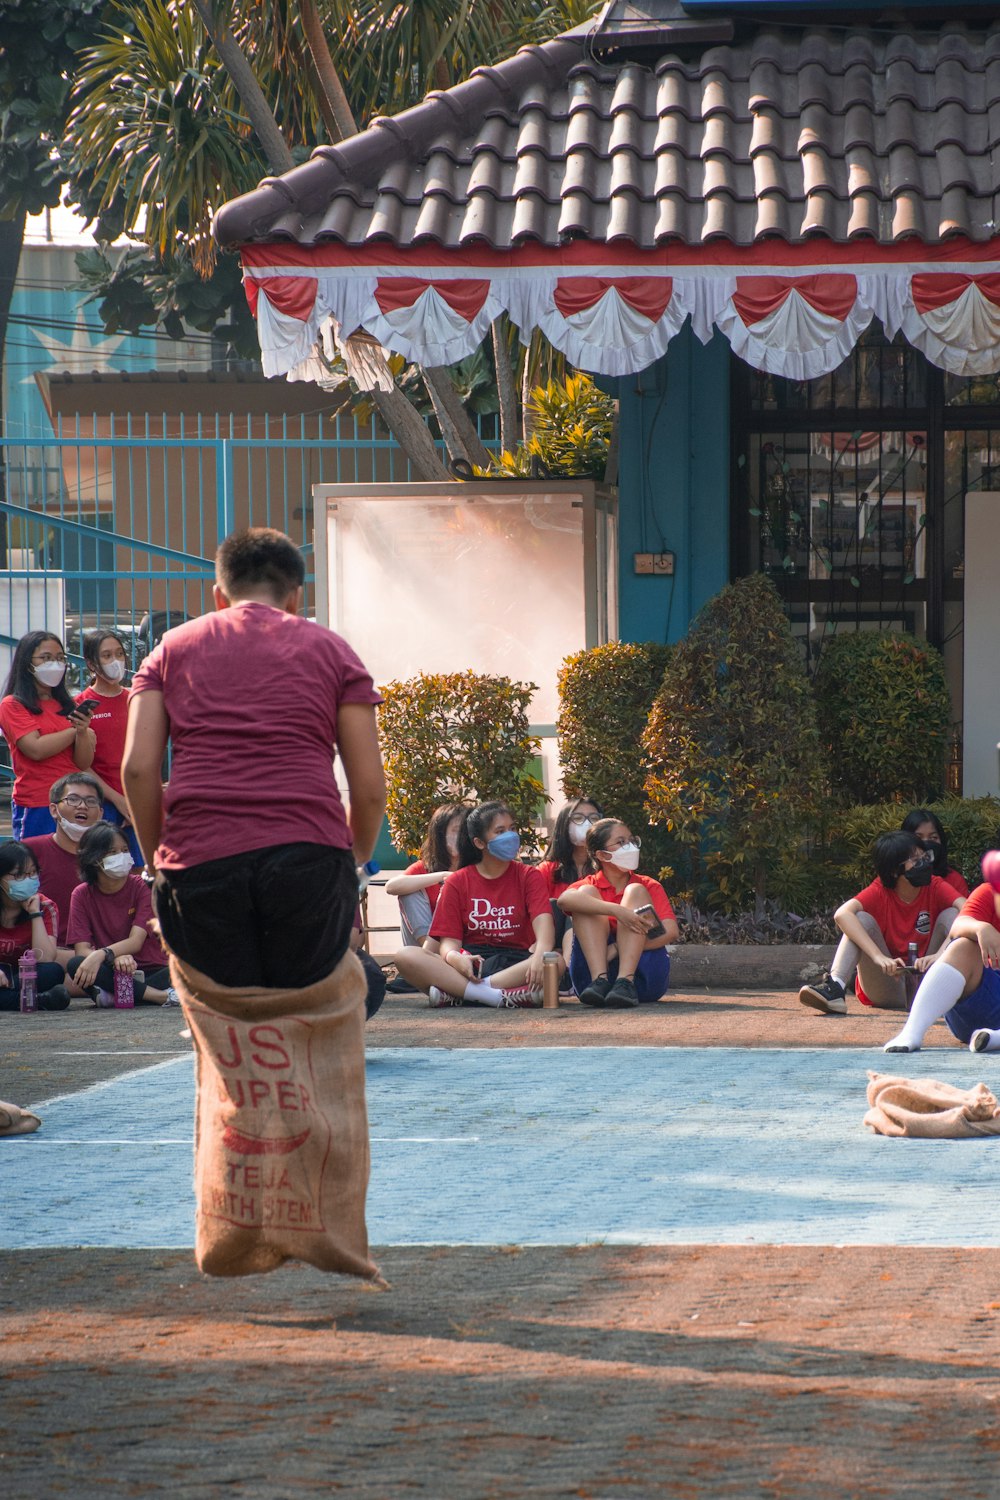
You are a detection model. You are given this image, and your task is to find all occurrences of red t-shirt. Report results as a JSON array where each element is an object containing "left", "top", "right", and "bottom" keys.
[
  {"left": 565, "top": 869, "right": 675, "bottom": 932},
  {"left": 66, "top": 873, "right": 166, "bottom": 969},
  {"left": 129, "top": 601, "right": 381, "bottom": 870},
  {"left": 0, "top": 695, "right": 80, "bottom": 807},
  {"left": 76, "top": 686, "right": 130, "bottom": 795},
  {"left": 958, "top": 882, "right": 1000, "bottom": 932},
  {"left": 534, "top": 860, "right": 582, "bottom": 901},
  {"left": 22, "top": 834, "right": 82, "bottom": 945},
  {"left": 0, "top": 896, "right": 58, "bottom": 965},
  {"left": 942, "top": 866, "right": 970, "bottom": 899},
  {"left": 854, "top": 875, "right": 960, "bottom": 1006},
  {"left": 404, "top": 859, "right": 445, "bottom": 912},
  {"left": 429, "top": 861, "right": 551, "bottom": 951}
]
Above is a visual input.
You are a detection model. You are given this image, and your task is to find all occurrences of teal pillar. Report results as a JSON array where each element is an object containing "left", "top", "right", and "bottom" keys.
[{"left": 614, "top": 327, "right": 730, "bottom": 644}]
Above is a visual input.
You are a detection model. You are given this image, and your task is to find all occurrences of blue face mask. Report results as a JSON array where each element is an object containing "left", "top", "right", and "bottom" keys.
[
  {"left": 486, "top": 830, "right": 521, "bottom": 861},
  {"left": 7, "top": 875, "right": 39, "bottom": 902}
]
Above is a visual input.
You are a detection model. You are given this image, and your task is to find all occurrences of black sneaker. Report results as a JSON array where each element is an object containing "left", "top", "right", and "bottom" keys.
[
  {"left": 604, "top": 976, "right": 639, "bottom": 1008},
  {"left": 38, "top": 984, "right": 71, "bottom": 1011},
  {"left": 579, "top": 975, "right": 612, "bottom": 1007},
  {"left": 798, "top": 973, "right": 847, "bottom": 1015}
]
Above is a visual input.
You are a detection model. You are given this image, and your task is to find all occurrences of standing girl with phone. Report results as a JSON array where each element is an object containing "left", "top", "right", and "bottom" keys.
[
  {"left": 76, "top": 630, "right": 141, "bottom": 862},
  {"left": 0, "top": 632, "right": 96, "bottom": 839},
  {"left": 558, "top": 817, "right": 678, "bottom": 1007}
]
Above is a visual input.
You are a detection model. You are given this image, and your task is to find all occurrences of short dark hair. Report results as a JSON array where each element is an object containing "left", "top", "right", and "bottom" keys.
[
  {"left": 49, "top": 771, "right": 102, "bottom": 807},
  {"left": 2, "top": 631, "right": 75, "bottom": 715},
  {"left": 457, "top": 801, "right": 513, "bottom": 868},
  {"left": 76, "top": 821, "right": 128, "bottom": 887},
  {"left": 420, "top": 803, "right": 468, "bottom": 874},
  {"left": 874, "top": 830, "right": 922, "bottom": 889},
  {"left": 216, "top": 527, "right": 305, "bottom": 601}
]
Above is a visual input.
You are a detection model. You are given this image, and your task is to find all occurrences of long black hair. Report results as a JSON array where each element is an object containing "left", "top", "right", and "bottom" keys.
[
  {"left": 900, "top": 807, "right": 952, "bottom": 879},
  {"left": 457, "top": 801, "right": 513, "bottom": 869},
  {"left": 76, "top": 821, "right": 129, "bottom": 888},
  {"left": 2, "top": 631, "right": 75, "bottom": 714},
  {"left": 543, "top": 796, "right": 604, "bottom": 884},
  {"left": 419, "top": 802, "right": 467, "bottom": 874}
]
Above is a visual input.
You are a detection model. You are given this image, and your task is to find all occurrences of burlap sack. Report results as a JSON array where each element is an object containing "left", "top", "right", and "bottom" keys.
[
  {"left": 865, "top": 1070, "right": 1000, "bottom": 1138},
  {"left": 170, "top": 949, "right": 379, "bottom": 1279}
]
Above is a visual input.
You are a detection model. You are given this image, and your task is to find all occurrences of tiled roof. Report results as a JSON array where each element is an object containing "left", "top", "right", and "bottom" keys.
[{"left": 214, "top": 18, "right": 1000, "bottom": 252}]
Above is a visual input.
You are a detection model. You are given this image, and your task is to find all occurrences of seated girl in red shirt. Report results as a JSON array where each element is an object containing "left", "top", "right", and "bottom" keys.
[
  {"left": 385, "top": 801, "right": 466, "bottom": 951},
  {"left": 393, "top": 800, "right": 558, "bottom": 1008},
  {"left": 535, "top": 796, "right": 603, "bottom": 963},
  {"left": 800, "top": 831, "right": 963, "bottom": 1016},
  {"left": 900, "top": 807, "right": 969, "bottom": 898},
  {"left": 65, "top": 823, "right": 179, "bottom": 1006},
  {"left": 0, "top": 840, "right": 70, "bottom": 1010},
  {"left": 558, "top": 817, "right": 678, "bottom": 1007}
]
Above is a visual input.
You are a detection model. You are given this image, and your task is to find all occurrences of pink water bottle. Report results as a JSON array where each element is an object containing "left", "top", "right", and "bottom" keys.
[
  {"left": 18, "top": 949, "right": 37, "bottom": 1013},
  {"left": 114, "top": 969, "right": 135, "bottom": 1009}
]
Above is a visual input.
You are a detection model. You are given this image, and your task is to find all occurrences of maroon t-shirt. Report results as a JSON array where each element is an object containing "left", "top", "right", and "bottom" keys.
[
  {"left": 66, "top": 873, "right": 167, "bottom": 968},
  {"left": 0, "top": 896, "right": 58, "bottom": 965},
  {"left": 130, "top": 601, "right": 381, "bottom": 870},
  {"left": 23, "top": 835, "right": 83, "bottom": 946}
]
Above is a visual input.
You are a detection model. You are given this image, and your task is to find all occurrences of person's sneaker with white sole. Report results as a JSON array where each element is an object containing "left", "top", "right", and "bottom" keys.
[
  {"left": 970, "top": 1028, "right": 992, "bottom": 1053},
  {"left": 496, "top": 984, "right": 543, "bottom": 1008},
  {"left": 798, "top": 972, "right": 847, "bottom": 1015},
  {"left": 428, "top": 985, "right": 462, "bottom": 1008}
]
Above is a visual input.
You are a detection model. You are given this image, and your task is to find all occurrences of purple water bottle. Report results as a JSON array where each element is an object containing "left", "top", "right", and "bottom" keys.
[
  {"left": 18, "top": 948, "right": 37, "bottom": 1013},
  {"left": 114, "top": 969, "right": 135, "bottom": 1009}
]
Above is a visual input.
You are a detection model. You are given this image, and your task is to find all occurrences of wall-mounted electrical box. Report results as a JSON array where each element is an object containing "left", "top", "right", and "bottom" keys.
[{"left": 633, "top": 551, "right": 675, "bottom": 576}]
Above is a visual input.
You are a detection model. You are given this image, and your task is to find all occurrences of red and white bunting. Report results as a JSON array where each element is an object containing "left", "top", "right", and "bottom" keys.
[
  {"left": 362, "top": 277, "right": 501, "bottom": 365},
  {"left": 711, "top": 275, "right": 875, "bottom": 379},
  {"left": 884, "top": 273, "right": 1000, "bottom": 376}
]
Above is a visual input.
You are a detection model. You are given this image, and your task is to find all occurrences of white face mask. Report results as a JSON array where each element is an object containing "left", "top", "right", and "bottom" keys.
[
  {"left": 606, "top": 843, "right": 641, "bottom": 872},
  {"left": 569, "top": 816, "right": 593, "bottom": 846},
  {"left": 33, "top": 660, "right": 66, "bottom": 687},
  {"left": 58, "top": 814, "right": 90, "bottom": 842},
  {"left": 101, "top": 852, "right": 134, "bottom": 878},
  {"left": 101, "top": 659, "right": 126, "bottom": 683}
]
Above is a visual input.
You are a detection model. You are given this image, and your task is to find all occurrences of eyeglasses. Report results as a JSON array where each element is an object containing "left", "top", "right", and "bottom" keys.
[
  {"left": 60, "top": 795, "right": 101, "bottom": 810},
  {"left": 607, "top": 836, "right": 641, "bottom": 850},
  {"left": 33, "top": 653, "right": 67, "bottom": 666}
]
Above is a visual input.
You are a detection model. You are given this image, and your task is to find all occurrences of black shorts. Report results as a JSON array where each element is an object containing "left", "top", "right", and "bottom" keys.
[
  {"left": 465, "top": 942, "right": 533, "bottom": 978},
  {"left": 154, "top": 843, "right": 358, "bottom": 990}
]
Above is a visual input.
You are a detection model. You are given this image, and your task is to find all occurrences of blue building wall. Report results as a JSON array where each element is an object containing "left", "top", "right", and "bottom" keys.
[{"left": 612, "top": 325, "right": 731, "bottom": 645}]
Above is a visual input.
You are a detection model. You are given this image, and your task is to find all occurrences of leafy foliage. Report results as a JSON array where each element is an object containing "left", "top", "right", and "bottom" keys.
[
  {"left": 833, "top": 796, "right": 1000, "bottom": 893},
  {"left": 644, "top": 573, "right": 828, "bottom": 913},
  {"left": 378, "top": 672, "right": 548, "bottom": 857},
  {"left": 673, "top": 899, "right": 838, "bottom": 946},
  {"left": 813, "top": 630, "right": 952, "bottom": 804},
  {"left": 557, "top": 640, "right": 675, "bottom": 871},
  {"left": 479, "top": 374, "right": 615, "bottom": 479}
]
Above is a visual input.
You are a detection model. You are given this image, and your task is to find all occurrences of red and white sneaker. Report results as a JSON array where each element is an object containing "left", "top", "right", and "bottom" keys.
[
  {"left": 428, "top": 985, "right": 462, "bottom": 1008},
  {"left": 496, "top": 984, "right": 543, "bottom": 1008}
]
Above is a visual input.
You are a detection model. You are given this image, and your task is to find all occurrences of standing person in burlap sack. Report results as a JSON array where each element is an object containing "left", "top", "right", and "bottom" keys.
[{"left": 122, "top": 528, "right": 386, "bottom": 1279}]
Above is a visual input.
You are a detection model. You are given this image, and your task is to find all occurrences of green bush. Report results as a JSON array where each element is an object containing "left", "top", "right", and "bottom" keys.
[
  {"left": 556, "top": 640, "right": 675, "bottom": 873},
  {"left": 378, "top": 672, "right": 548, "bottom": 857},
  {"left": 644, "top": 573, "right": 827, "bottom": 913},
  {"left": 834, "top": 796, "right": 1000, "bottom": 893},
  {"left": 477, "top": 373, "right": 615, "bottom": 478},
  {"left": 813, "top": 631, "right": 951, "bottom": 804}
]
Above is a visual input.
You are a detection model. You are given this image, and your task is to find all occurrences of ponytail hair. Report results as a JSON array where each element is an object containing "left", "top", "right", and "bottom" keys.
[{"left": 457, "top": 800, "right": 512, "bottom": 868}]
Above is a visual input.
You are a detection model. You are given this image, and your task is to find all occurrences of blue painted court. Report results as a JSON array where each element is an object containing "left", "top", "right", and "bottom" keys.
[{"left": 3, "top": 1046, "right": 998, "bottom": 1249}]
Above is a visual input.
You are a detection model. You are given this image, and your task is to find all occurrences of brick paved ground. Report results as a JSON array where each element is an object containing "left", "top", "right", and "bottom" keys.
[{"left": 1, "top": 981, "right": 994, "bottom": 1498}]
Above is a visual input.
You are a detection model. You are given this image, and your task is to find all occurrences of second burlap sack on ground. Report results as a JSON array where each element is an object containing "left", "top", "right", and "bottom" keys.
[
  {"left": 865, "top": 1070, "right": 1000, "bottom": 1138},
  {"left": 171, "top": 949, "right": 379, "bottom": 1279}
]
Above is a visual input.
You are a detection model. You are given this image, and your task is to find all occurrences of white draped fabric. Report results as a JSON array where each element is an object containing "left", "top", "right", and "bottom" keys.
[{"left": 240, "top": 251, "right": 1000, "bottom": 383}]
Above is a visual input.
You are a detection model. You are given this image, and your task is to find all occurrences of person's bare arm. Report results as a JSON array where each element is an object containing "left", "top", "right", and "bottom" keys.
[
  {"left": 385, "top": 870, "right": 451, "bottom": 896},
  {"left": 122, "top": 691, "right": 168, "bottom": 870},
  {"left": 337, "top": 702, "right": 386, "bottom": 867},
  {"left": 951, "top": 909, "right": 1000, "bottom": 968},
  {"left": 15, "top": 721, "right": 84, "bottom": 761},
  {"left": 835, "top": 896, "right": 903, "bottom": 974}
]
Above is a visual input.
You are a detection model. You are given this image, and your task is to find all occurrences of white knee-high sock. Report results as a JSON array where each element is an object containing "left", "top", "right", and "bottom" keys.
[
  {"left": 463, "top": 978, "right": 504, "bottom": 1007},
  {"left": 973, "top": 1027, "right": 1000, "bottom": 1052},
  {"left": 884, "top": 962, "right": 967, "bottom": 1051}
]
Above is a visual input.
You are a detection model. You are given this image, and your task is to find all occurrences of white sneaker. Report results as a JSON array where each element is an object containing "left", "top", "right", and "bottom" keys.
[
  {"left": 162, "top": 988, "right": 182, "bottom": 1007},
  {"left": 428, "top": 985, "right": 461, "bottom": 1008}
]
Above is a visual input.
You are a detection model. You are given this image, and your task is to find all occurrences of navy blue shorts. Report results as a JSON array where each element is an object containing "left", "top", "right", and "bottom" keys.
[
  {"left": 569, "top": 940, "right": 670, "bottom": 1002},
  {"left": 945, "top": 966, "right": 1000, "bottom": 1044}
]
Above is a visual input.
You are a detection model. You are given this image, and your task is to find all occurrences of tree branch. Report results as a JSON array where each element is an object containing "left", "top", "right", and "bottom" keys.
[
  {"left": 423, "top": 367, "right": 491, "bottom": 470},
  {"left": 188, "top": 0, "right": 294, "bottom": 173},
  {"left": 299, "top": 0, "right": 358, "bottom": 141}
]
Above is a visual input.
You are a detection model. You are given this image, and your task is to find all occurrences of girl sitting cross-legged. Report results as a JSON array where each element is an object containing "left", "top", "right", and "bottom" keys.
[
  {"left": 392, "top": 800, "right": 559, "bottom": 1008},
  {"left": 558, "top": 817, "right": 678, "bottom": 1008}
]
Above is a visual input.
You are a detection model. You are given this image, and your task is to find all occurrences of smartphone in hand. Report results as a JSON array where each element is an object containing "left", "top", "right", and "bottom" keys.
[
  {"left": 58, "top": 700, "right": 97, "bottom": 719},
  {"left": 634, "top": 903, "right": 666, "bottom": 939}
]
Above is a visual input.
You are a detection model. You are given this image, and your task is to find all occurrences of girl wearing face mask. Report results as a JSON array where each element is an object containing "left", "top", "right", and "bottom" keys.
[
  {"left": 900, "top": 808, "right": 969, "bottom": 898},
  {"left": 536, "top": 797, "right": 604, "bottom": 976},
  {"left": 393, "top": 800, "right": 558, "bottom": 1007},
  {"left": 77, "top": 631, "right": 141, "bottom": 863},
  {"left": 799, "top": 830, "right": 964, "bottom": 1017},
  {"left": 558, "top": 817, "right": 679, "bottom": 1008},
  {"left": 0, "top": 631, "right": 96, "bottom": 841},
  {"left": 385, "top": 803, "right": 466, "bottom": 952},
  {"left": 0, "top": 840, "right": 70, "bottom": 1010},
  {"left": 65, "top": 823, "right": 179, "bottom": 1006}
]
